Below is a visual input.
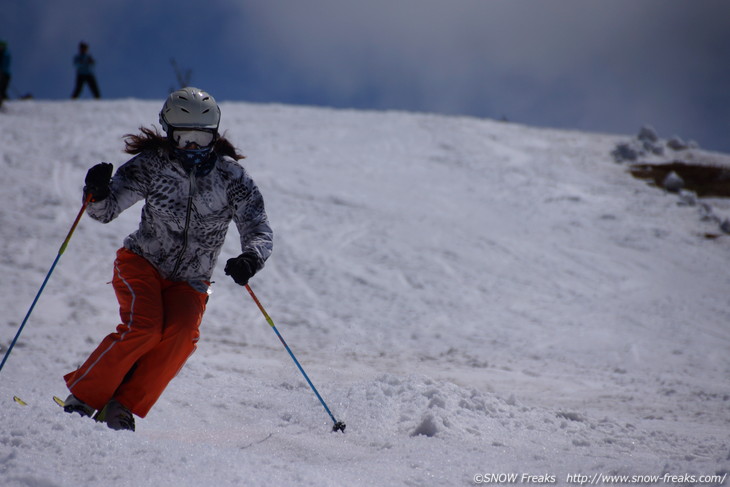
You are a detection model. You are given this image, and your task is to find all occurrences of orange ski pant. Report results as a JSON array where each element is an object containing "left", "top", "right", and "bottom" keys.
[{"left": 64, "top": 247, "right": 207, "bottom": 418}]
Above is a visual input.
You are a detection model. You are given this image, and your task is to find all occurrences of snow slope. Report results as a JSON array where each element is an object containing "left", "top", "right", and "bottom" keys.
[{"left": 0, "top": 100, "right": 728, "bottom": 486}]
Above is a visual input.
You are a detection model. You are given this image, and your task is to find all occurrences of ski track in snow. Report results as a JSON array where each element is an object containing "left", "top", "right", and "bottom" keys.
[{"left": 0, "top": 100, "right": 729, "bottom": 486}]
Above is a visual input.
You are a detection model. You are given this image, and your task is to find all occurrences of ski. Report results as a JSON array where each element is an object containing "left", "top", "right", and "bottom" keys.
[
  {"left": 14, "top": 396, "right": 67, "bottom": 407},
  {"left": 16, "top": 395, "right": 104, "bottom": 424}
]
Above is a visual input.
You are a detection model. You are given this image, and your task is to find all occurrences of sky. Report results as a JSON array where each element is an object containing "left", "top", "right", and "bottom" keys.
[{"left": 3, "top": 0, "right": 730, "bottom": 153}]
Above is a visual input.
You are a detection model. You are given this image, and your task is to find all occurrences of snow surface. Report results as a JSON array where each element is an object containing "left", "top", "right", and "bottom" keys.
[{"left": 0, "top": 100, "right": 729, "bottom": 486}]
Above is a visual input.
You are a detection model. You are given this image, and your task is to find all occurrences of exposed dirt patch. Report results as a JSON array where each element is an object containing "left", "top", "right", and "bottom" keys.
[{"left": 629, "top": 162, "right": 730, "bottom": 198}]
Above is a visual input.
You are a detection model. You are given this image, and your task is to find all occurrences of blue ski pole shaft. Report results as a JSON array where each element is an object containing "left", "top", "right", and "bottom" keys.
[
  {"left": 245, "top": 284, "right": 345, "bottom": 432},
  {"left": 0, "top": 195, "right": 92, "bottom": 375}
]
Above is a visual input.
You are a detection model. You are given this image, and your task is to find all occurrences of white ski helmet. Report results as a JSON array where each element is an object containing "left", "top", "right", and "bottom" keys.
[{"left": 159, "top": 87, "right": 221, "bottom": 132}]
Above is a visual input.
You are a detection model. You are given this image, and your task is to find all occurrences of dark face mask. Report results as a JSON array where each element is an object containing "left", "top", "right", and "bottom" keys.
[{"left": 175, "top": 148, "right": 217, "bottom": 176}]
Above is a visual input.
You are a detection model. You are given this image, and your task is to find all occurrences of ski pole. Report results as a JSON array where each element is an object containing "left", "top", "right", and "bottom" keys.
[
  {"left": 245, "top": 284, "right": 346, "bottom": 433},
  {"left": 0, "top": 194, "right": 92, "bottom": 375}
]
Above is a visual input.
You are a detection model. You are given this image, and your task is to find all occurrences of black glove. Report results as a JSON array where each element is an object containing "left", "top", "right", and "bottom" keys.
[
  {"left": 224, "top": 252, "right": 260, "bottom": 286},
  {"left": 84, "top": 162, "right": 113, "bottom": 202}
]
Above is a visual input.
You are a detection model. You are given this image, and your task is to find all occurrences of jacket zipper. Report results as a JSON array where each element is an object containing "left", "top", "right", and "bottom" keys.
[{"left": 170, "top": 170, "right": 196, "bottom": 279}]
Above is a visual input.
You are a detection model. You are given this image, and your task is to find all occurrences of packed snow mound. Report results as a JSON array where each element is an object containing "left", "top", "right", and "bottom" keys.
[
  {"left": 0, "top": 100, "right": 729, "bottom": 486},
  {"left": 342, "top": 374, "right": 510, "bottom": 439}
]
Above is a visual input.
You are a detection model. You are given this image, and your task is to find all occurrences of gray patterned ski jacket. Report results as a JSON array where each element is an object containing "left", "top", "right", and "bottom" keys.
[{"left": 86, "top": 148, "right": 273, "bottom": 289}]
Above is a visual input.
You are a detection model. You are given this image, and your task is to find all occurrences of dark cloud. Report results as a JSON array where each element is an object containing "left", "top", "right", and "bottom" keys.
[
  {"left": 226, "top": 1, "right": 730, "bottom": 150},
  {"left": 3, "top": 0, "right": 729, "bottom": 152}
]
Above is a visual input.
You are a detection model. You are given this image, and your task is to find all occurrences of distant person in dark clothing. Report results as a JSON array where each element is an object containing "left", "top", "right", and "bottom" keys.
[
  {"left": 0, "top": 40, "right": 10, "bottom": 107},
  {"left": 72, "top": 42, "right": 100, "bottom": 99}
]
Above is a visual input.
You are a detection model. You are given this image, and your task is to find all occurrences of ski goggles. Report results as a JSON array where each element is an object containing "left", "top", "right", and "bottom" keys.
[{"left": 171, "top": 128, "right": 216, "bottom": 150}]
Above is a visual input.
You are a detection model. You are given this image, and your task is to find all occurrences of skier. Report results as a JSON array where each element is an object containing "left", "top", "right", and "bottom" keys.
[
  {"left": 71, "top": 41, "right": 100, "bottom": 99},
  {"left": 0, "top": 40, "right": 10, "bottom": 107},
  {"left": 62, "top": 87, "right": 273, "bottom": 431}
]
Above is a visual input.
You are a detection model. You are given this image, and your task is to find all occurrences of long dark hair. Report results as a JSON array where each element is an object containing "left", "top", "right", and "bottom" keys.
[{"left": 123, "top": 126, "right": 246, "bottom": 160}]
